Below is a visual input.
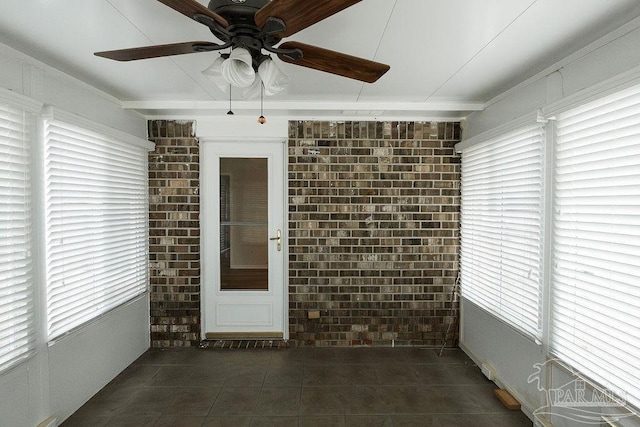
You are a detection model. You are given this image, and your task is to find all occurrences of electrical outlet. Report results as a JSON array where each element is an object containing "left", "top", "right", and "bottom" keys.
[{"left": 481, "top": 363, "right": 496, "bottom": 380}]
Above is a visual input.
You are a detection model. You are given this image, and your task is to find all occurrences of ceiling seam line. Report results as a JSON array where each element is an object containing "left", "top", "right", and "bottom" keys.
[
  {"left": 421, "top": 0, "right": 540, "bottom": 104},
  {"left": 356, "top": 0, "right": 398, "bottom": 103},
  {"left": 105, "top": 0, "right": 155, "bottom": 45},
  {"left": 105, "top": 0, "right": 219, "bottom": 99}
]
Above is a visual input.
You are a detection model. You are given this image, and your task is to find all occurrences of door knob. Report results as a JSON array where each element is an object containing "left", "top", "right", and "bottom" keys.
[{"left": 269, "top": 229, "right": 282, "bottom": 251}]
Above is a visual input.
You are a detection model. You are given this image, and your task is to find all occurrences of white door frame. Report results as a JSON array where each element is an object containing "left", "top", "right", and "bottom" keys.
[{"left": 200, "top": 138, "right": 288, "bottom": 339}]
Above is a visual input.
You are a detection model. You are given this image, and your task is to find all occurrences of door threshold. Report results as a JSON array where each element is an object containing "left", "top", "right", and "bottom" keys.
[
  {"left": 201, "top": 338, "right": 290, "bottom": 350},
  {"left": 205, "top": 332, "right": 284, "bottom": 340}
]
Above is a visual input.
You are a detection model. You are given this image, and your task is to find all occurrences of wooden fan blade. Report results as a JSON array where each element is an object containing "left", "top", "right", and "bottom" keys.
[
  {"left": 255, "top": 0, "right": 361, "bottom": 38},
  {"left": 156, "top": 0, "right": 228, "bottom": 27},
  {"left": 277, "top": 42, "right": 390, "bottom": 83},
  {"left": 95, "top": 41, "right": 219, "bottom": 61}
]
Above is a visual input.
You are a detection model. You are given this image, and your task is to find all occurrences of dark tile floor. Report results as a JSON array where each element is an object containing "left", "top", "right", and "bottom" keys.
[{"left": 62, "top": 346, "right": 533, "bottom": 426}]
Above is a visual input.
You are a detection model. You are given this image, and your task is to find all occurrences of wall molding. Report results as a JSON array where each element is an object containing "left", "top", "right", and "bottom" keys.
[
  {"left": 542, "top": 65, "right": 640, "bottom": 118},
  {"left": 0, "top": 87, "right": 43, "bottom": 112},
  {"left": 455, "top": 110, "right": 543, "bottom": 152},
  {"left": 42, "top": 106, "right": 154, "bottom": 150}
]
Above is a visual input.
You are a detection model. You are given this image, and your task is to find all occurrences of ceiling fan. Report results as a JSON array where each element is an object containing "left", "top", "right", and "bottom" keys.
[{"left": 94, "top": 0, "right": 390, "bottom": 86}]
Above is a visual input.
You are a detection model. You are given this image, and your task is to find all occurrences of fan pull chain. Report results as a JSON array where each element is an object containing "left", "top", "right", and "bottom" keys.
[
  {"left": 258, "top": 82, "right": 266, "bottom": 124},
  {"left": 227, "top": 84, "right": 234, "bottom": 115}
]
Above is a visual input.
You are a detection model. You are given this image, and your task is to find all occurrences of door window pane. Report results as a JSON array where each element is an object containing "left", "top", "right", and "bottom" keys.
[{"left": 220, "top": 158, "right": 268, "bottom": 291}]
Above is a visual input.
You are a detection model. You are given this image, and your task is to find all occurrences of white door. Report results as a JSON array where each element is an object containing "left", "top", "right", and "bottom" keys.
[{"left": 200, "top": 140, "right": 287, "bottom": 339}]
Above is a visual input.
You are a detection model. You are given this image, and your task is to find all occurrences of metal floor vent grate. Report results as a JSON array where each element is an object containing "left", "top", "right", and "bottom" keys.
[{"left": 200, "top": 339, "right": 290, "bottom": 350}]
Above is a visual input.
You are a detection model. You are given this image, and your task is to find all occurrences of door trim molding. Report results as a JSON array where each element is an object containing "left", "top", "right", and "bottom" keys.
[{"left": 199, "top": 139, "right": 289, "bottom": 340}]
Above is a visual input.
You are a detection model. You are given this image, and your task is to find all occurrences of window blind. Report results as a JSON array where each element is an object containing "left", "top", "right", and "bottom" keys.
[
  {"left": 0, "top": 102, "right": 35, "bottom": 372},
  {"left": 551, "top": 83, "right": 640, "bottom": 409},
  {"left": 44, "top": 116, "right": 150, "bottom": 340},
  {"left": 460, "top": 123, "right": 545, "bottom": 341}
]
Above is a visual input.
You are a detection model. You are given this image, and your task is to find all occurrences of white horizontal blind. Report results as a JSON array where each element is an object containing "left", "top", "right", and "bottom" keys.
[
  {"left": 551, "top": 84, "right": 640, "bottom": 409},
  {"left": 460, "top": 124, "right": 544, "bottom": 340},
  {"left": 0, "top": 103, "right": 35, "bottom": 372},
  {"left": 44, "top": 118, "right": 149, "bottom": 340}
]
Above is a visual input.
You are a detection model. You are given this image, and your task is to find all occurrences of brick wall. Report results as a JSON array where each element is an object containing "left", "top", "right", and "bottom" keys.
[
  {"left": 287, "top": 121, "right": 461, "bottom": 347},
  {"left": 148, "top": 120, "right": 201, "bottom": 347},
  {"left": 146, "top": 120, "right": 460, "bottom": 348}
]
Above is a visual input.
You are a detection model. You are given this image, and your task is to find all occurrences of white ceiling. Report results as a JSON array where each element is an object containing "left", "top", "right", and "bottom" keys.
[{"left": 2, "top": 0, "right": 640, "bottom": 119}]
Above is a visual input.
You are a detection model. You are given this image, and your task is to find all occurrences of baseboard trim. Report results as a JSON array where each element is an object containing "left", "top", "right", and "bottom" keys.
[{"left": 459, "top": 341, "right": 536, "bottom": 423}]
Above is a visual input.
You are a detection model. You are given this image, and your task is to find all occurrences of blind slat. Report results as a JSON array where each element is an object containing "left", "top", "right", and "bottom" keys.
[
  {"left": 551, "top": 82, "right": 640, "bottom": 410},
  {"left": 0, "top": 102, "right": 35, "bottom": 373},
  {"left": 460, "top": 123, "right": 544, "bottom": 340},
  {"left": 44, "top": 119, "right": 149, "bottom": 341}
]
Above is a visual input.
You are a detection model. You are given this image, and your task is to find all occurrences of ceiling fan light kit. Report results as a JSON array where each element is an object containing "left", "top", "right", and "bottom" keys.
[
  {"left": 202, "top": 55, "right": 228, "bottom": 92},
  {"left": 202, "top": 51, "right": 290, "bottom": 98},
  {"left": 257, "top": 59, "right": 290, "bottom": 96},
  {"left": 220, "top": 47, "right": 256, "bottom": 88},
  {"left": 95, "top": 0, "right": 390, "bottom": 93}
]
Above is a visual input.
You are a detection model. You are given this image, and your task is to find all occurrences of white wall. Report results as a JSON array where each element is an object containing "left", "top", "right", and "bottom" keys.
[
  {"left": 48, "top": 298, "right": 150, "bottom": 422},
  {"left": 195, "top": 115, "right": 289, "bottom": 139},
  {"left": 461, "top": 17, "right": 640, "bottom": 427},
  {"left": 0, "top": 42, "right": 149, "bottom": 427},
  {"left": 460, "top": 301, "right": 546, "bottom": 420},
  {"left": 0, "top": 43, "right": 145, "bottom": 139},
  {"left": 465, "top": 18, "right": 640, "bottom": 138}
]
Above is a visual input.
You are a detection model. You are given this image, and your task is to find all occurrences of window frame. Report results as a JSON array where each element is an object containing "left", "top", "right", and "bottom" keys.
[
  {"left": 0, "top": 89, "right": 42, "bottom": 373},
  {"left": 42, "top": 107, "right": 154, "bottom": 341},
  {"left": 549, "top": 83, "right": 640, "bottom": 410},
  {"left": 458, "top": 119, "right": 546, "bottom": 342}
]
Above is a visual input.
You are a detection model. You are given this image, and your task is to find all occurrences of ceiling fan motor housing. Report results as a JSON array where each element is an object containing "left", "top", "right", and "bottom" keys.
[
  {"left": 208, "top": 0, "right": 268, "bottom": 26},
  {"left": 207, "top": 0, "right": 284, "bottom": 69}
]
